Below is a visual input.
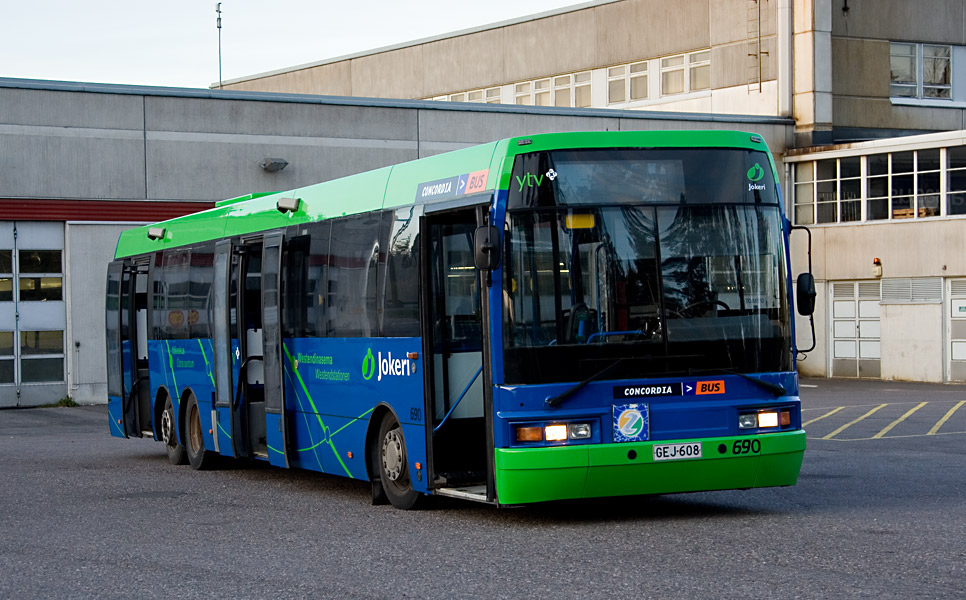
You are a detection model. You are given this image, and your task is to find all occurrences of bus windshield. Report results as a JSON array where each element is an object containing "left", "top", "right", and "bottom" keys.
[{"left": 503, "top": 148, "right": 791, "bottom": 384}]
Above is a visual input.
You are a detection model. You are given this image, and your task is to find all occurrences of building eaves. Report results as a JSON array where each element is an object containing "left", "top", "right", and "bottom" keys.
[{"left": 0, "top": 76, "right": 794, "bottom": 127}]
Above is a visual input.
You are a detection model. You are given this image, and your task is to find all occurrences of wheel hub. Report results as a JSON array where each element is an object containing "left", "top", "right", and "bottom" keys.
[
  {"left": 161, "top": 408, "right": 174, "bottom": 445},
  {"left": 381, "top": 429, "right": 404, "bottom": 481}
]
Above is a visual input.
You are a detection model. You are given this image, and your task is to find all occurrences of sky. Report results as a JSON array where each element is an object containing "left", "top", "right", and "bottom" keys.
[{"left": 3, "top": 0, "right": 587, "bottom": 89}]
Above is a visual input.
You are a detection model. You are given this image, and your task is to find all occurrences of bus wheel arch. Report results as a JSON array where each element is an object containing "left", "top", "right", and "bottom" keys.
[
  {"left": 156, "top": 388, "right": 186, "bottom": 465},
  {"left": 365, "top": 405, "right": 393, "bottom": 505},
  {"left": 182, "top": 389, "right": 216, "bottom": 470}
]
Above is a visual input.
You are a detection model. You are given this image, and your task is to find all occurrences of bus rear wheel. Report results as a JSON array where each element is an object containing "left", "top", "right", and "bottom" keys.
[
  {"left": 185, "top": 393, "right": 216, "bottom": 470},
  {"left": 377, "top": 414, "right": 421, "bottom": 510},
  {"left": 161, "top": 395, "right": 186, "bottom": 465}
]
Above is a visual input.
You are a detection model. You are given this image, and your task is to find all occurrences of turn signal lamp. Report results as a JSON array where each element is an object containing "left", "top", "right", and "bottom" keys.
[
  {"left": 780, "top": 410, "right": 791, "bottom": 426},
  {"left": 544, "top": 424, "right": 569, "bottom": 442},
  {"left": 515, "top": 426, "right": 543, "bottom": 442},
  {"left": 757, "top": 411, "right": 779, "bottom": 428}
]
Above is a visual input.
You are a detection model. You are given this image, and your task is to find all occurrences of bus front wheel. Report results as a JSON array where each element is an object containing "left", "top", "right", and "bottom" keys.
[
  {"left": 161, "top": 395, "right": 187, "bottom": 465},
  {"left": 377, "top": 414, "right": 421, "bottom": 510},
  {"left": 185, "top": 393, "right": 216, "bottom": 470}
]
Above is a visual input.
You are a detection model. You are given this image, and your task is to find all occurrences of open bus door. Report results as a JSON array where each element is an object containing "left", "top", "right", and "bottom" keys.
[
  {"left": 422, "top": 202, "right": 496, "bottom": 503},
  {"left": 106, "top": 260, "right": 151, "bottom": 438},
  {"left": 212, "top": 233, "right": 288, "bottom": 465}
]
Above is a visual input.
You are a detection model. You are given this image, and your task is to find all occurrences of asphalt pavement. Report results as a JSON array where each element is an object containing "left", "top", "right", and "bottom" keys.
[{"left": 0, "top": 378, "right": 963, "bottom": 599}]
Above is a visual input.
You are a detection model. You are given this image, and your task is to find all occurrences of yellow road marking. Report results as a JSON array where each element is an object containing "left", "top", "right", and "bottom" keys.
[
  {"left": 803, "top": 406, "right": 844, "bottom": 427},
  {"left": 808, "top": 430, "right": 965, "bottom": 441},
  {"left": 872, "top": 402, "right": 927, "bottom": 439},
  {"left": 821, "top": 403, "right": 888, "bottom": 440},
  {"left": 928, "top": 400, "right": 966, "bottom": 435}
]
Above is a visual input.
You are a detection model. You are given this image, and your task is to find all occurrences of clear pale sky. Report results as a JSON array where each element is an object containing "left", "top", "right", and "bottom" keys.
[{"left": 3, "top": 0, "right": 585, "bottom": 89}]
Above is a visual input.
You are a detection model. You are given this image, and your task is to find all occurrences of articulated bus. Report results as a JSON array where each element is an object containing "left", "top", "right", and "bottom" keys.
[{"left": 106, "top": 130, "right": 814, "bottom": 509}]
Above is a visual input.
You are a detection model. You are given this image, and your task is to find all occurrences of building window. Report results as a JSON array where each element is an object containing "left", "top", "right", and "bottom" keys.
[
  {"left": 534, "top": 78, "right": 551, "bottom": 106},
  {"left": 793, "top": 146, "right": 963, "bottom": 226},
  {"left": 793, "top": 162, "right": 814, "bottom": 225},
  {"left": 608, "top": 62, "right": 647, "bottom": 104},
  {"left": 890, "top": 42, "right": 951, "bottom": 100},
  {"left": 661, "top": 50, "right": 710, "bottom": 96},
  {"left": 689, "top": 50, "right": 711, "bottom": 91},
  {"left": 661, "top": 56, "right": 685, "bottom": 95},
  {"left": 515, "top": 72, "right": 591, "bottom": 107},
  {"left": 948, "top": 146, "right": 966, "bottom": 215},
  {"left": 839, "top": 156, "right": 862, "bottom": 221}
]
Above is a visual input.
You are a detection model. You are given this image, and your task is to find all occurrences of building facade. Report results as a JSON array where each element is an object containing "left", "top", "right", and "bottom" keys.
[
  {"left": 221, "top": 0, "right": 966, "bottom": 383},
  {"left": 6, "top": 0, "right": 966, "bottom": 406},
  {"left": 0, "top": 78, "right": 791, "bottom": 406}
]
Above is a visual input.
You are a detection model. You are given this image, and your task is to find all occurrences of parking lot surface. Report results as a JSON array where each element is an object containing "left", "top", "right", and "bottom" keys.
[{"left": 1, "top": 378, "right": 963, "bottom": 599}]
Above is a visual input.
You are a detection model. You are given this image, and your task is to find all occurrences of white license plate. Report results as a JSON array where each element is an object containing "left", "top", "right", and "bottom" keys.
[{"left": 652, "top": 442, "right": 702, "bottom": 461}]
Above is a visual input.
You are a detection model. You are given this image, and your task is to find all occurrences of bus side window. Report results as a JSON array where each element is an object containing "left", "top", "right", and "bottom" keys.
[
  {"left": 384, "top": 206, "right": 420, "bottom": 337},
  {"left": 281, "top": 233, "right": 312, "bottom": 338},
  {"left": 327, "top": 213, "right": 391, "bottom": 338},
  {"left": 188, "top": 243, "right": 215, "bottom": 339}
]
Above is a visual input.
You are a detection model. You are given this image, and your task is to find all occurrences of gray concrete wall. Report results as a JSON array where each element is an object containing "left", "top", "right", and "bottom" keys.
[{"left": 66, "top": 223, "right": 136, "bottom": 404}]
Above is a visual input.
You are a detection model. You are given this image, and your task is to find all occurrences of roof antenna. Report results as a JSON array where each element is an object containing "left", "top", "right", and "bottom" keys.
[{"left": 216, "top": 3, "right": 223, "bottom": 89}]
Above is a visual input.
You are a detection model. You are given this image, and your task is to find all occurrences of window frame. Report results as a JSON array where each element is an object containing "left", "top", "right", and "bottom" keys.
[{"left": 890, "top": 41, "right": 952, "bottom": 100}]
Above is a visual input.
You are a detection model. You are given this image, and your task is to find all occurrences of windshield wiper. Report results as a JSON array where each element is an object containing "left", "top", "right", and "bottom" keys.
[
  {"left": 689, "top": 367, "right": 786, "bottom": 396},
  {"left": 546, "top": 359, "right": 625, "bottom": 408}
]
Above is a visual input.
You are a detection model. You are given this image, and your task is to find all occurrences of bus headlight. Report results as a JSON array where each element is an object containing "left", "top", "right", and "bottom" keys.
[
  {"left": 544, "top": 424, "right": 568, "bottom": 441},
  {"left": 568, "top": 423, "right": 592, "bottom": 439},
  {"left": 738, "top": 414, "right": 758, "bottom": 429},
  {"left": 757, "top": 411, "right": 779, "bottom": 428}
]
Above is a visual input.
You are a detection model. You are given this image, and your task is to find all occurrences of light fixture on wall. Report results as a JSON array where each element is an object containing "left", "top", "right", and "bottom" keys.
[
  {"left": 261, "top": 158, "right": 289, "bottom": 172},
  {"left": 873, "top": 257, "right": 883, "bottom": 278}
]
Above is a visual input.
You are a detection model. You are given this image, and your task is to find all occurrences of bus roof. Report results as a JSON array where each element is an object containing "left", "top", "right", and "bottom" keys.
[{"left": 114, "top": 129, "right": 769, "bottom": 258}]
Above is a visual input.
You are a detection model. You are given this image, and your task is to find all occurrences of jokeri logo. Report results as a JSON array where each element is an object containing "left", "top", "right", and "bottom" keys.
[
  {"left": 747, "top": 163, "right": 764, "bottom": 182},
  {"left": 363, "top": 348, "right": 415, "bottom": 382},
  {"left": 362, "top": 348, "right": 376, "bottom": 381},
  {"left": 747, "top": 163, "right": 767, "bottom": 191}
]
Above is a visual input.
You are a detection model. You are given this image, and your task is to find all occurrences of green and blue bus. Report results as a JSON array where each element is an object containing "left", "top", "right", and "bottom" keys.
[{"left": 106, "top": 130, "right": 812, "bottom": 509}]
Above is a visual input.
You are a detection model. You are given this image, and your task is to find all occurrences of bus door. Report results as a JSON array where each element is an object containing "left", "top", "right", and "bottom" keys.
[
  {"left": 423, "top": 205, "right": 493, "bottom": 500},
  {"left": 212, "top": 234, "right": 288, "bottom": 464},
  {"left": 106, "top": 260, "right": 152, "bottom": 438}
]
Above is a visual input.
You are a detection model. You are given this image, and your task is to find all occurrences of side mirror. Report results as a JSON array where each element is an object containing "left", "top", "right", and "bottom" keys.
[
  {"left": 796, "top": 273, "right": 816, "bottom": 316},
  {"left": 473, "top": 225, "right": 501, "bottom": 271}
]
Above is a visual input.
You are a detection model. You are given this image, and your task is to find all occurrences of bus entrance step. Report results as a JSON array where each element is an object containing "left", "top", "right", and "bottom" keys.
[
  {"left": 433, "top": 470, "right": 485, "bottom": 487},
  {"left": 434, "top": 485, "right": 488, "bottom": 503}
]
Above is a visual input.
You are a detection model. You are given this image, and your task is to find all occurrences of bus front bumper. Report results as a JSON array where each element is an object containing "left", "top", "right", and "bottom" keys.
[{"left": 493, "top": 430, "right": 805, "bottom": 505}]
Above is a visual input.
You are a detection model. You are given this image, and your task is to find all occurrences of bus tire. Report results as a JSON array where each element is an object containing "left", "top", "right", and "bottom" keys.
[
  {"left": 377, "top": 414, "right": 421, "bottom": 510},
  {"left": 161, "top": 395, "right": 187, "bottom": 465},
  {"left": 185, "top": 393, "right": 216, "bottom": 470}
]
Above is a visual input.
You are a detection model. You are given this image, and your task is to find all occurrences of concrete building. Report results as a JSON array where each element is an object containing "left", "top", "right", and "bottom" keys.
[
  {"left": 0, "top": 78, "right": 791, "bottom": 407},
  {"left": 221, "top": 0, "right": 966, "bottom": 384},
  {"left": 5, "top": 0, "right": 966, "bottom": 407}
]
